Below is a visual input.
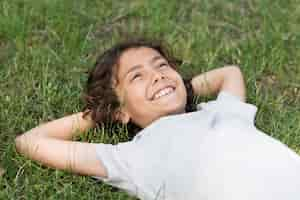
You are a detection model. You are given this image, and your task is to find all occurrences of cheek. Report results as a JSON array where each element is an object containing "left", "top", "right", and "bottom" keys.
[
  {"left": 174, "top": 75, "right": 187, "bottom": 100},
  {"left": 171, "top": 72, "right": 185, "bottom": 90},
  {"left": 124, "top": 82, "right": 148, "bottom": 107}
]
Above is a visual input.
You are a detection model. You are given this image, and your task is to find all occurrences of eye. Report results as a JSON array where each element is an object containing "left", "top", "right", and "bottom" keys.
[
  {"left": 131, "top": 73, "right": 142, "bottom": 81},
  {"left": 158, "top": 63, "right": 168, "bottom": 69}
]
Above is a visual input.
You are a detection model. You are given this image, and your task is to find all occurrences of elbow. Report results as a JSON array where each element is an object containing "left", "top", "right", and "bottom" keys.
[
  {"left": 15, "top": 135, "right": 25, "bottom": 154},
  {"left": 15, "top": 133, "right": 33, "bottom": 155},
  {"left": 222, "top": 65, "right": 246, "bottom": 101},
  {"left": 223, "top": 65, "right": 244, "bottom": 81},
  {"left": 15, "top": 127, "right": 44, "bottom": 155},
  {"left": 225, "top": 65, "right": 242, "bottom": 75}
]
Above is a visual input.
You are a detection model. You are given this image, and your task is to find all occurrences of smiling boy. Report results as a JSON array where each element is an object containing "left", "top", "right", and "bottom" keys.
[{"left": 15, "top": 39, "right": 300, "bottom": 200}]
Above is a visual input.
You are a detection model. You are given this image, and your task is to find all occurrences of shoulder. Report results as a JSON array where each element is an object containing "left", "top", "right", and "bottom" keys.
[{"left": 197, "top": 90, "right": 258, "bottom": 125}]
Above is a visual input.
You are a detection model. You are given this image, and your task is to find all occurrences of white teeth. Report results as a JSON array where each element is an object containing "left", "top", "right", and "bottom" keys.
[{"left": 153, "top": 87, "right": 174, "bottom": 100}]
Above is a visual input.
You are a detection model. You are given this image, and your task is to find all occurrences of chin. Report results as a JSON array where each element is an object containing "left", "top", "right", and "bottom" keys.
[{"left": 162, "top": 102, "right": 186, "bottom": 115}]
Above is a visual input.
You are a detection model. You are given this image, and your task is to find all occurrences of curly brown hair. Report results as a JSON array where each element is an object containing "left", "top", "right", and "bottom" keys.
[{"left": 82, "top": 38, "right": 196, "bottom": 136}]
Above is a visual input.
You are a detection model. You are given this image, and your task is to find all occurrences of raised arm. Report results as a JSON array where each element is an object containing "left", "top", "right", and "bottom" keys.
[
  {"left": 15, "top": 112, "right": 108, "bottom": 178},
  {"left": 190, "top": 65, "right": 246, "bottom": 101}
]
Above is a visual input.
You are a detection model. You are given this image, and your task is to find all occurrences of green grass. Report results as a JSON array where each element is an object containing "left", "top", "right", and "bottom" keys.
[{"left": 1, "top": 0, "right": 300, "bottom": 199}]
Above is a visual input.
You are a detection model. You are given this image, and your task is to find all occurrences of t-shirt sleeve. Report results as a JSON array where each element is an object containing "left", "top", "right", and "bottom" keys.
[
  {"left": 93, "top": 142, "right": 137, "bottom": 194},
  {"left": 197, "top": 90, "right": 258, "bottom": 125}
]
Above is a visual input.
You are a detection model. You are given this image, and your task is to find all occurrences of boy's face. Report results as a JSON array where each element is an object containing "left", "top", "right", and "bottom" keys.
[{"left": 114, "top": 47, "right": 187, "bottom": 128}]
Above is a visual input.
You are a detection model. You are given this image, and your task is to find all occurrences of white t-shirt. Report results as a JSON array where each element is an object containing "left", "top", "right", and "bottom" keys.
[{"left": 94, "top": 91, "right": 300, "bottom": 200}]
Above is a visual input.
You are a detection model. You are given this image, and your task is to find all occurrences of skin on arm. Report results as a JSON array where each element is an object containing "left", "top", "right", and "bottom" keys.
[
  {"left": 191, "top": 65, "right": 246, "bottom": 101},
  {"left": 15, "top": 112, "right": 108, "bottom": 178}
]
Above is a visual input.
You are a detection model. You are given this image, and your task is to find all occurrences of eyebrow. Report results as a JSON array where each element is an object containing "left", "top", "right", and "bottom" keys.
[
  {"left": 150, "top": 55, "right": 164, "bottom": 64},
  {"left": 124, "top": 55, "right": 165, "bottom": 78},
  {"left": 125, "top": 65, "right": 143, "bottom": 78}
]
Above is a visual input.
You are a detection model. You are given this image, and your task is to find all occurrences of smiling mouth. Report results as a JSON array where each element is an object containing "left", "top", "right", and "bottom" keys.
[{"left": 151, "top": 86, "right": 175, "bottom": 101}]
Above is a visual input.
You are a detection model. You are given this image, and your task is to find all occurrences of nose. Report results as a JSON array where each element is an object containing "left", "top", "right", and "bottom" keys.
[{"left": 151, "top": 69, "right": 165, "bottom": 84}]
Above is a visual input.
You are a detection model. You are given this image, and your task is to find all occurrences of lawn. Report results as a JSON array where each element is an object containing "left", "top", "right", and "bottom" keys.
[{"left": 1, "top": 0, "right": 300, "bottom": 199}]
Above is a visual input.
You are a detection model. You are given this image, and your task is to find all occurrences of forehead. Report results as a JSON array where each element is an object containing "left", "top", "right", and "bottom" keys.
[{"left": 117, "top": 47, "right": 164, "bottom": 78}]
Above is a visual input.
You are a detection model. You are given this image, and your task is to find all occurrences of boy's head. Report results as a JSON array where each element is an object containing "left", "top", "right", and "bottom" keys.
[{"left": 83, "top": 39, "right": 195, "bottom": 129}]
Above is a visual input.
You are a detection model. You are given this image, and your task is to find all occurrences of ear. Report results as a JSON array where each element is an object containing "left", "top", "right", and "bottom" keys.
[{"left": 114, "top": 109, "right": 130, "bottom": 124}]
